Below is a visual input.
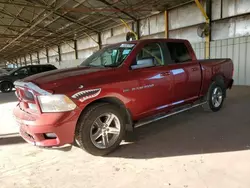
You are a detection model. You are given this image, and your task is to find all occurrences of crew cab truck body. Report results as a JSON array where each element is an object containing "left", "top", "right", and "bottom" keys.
[{"left": 13, "top": 39, "right": 234, "bottom": 156}]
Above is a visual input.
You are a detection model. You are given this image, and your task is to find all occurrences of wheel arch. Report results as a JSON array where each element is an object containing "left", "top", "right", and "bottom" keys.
[
  {"left": 211, "top": 74, "right": 225, "bottom": 83},
  {"left": 76, "top": 97, "right": 134, "bottom": 133},
  {"left": 210, "top": 74, "right": 226, "bottom": 97},
  {"left": 0, "top": 79, "right": 13, "bottom": 85}
]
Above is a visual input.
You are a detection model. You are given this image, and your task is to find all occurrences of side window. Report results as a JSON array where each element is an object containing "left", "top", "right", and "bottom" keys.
[
  {"left": 30, "top": 67, "right": 39, "bottom": 74},
  {"left": 166, "top": 42, "right": 192, "bottom": 64},
  {"left": 38, "top": 66, "right": 55, "bottom": 72},
  {"left": 136, "top": 43, "right": 164, "bottom": 66},
  {"left": 15, "top": 67, "right": 29, "bottom": 76}
]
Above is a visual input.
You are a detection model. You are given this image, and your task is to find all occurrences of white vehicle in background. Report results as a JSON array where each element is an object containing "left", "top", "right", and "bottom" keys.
[{"left": 0, "top": 68, "right": 8, "bottom": 75}]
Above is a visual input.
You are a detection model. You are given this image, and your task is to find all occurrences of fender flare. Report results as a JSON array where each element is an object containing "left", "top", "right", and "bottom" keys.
[{"left": 78, "top": 96, "right": 134, "bottom": 132}]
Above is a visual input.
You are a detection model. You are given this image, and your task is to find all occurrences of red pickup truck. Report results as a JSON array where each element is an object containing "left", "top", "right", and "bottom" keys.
[{"left": 13, "top": 38, "right": 234, "bottom": 156}]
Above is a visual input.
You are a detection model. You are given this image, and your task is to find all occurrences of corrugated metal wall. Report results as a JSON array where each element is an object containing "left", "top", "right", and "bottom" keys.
[
  {"left": 192, "top": 36, "right": 250, "bottom": 86},
  {"left": 191, "top": 42, "right": 205, "bottom": 59},
  {"left": 211, "top": 36, "right": 250, "bottom": 85}
]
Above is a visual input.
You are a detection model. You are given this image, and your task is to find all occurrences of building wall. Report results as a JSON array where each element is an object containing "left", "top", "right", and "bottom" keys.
[{"left": 13, "top": 0, "right": 250, "bottom": 85}]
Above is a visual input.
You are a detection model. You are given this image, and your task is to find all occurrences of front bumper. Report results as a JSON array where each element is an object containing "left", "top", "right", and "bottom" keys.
[{"left": 13, "top": 103, "right": 81, "bottom": 147}]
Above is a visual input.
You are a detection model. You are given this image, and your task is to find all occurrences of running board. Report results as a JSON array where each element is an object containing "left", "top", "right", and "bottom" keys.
[{"left": 134, "top": 101, "right": 207, "bottom": 128}]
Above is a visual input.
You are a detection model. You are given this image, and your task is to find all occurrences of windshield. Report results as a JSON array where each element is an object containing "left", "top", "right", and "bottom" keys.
[
  {"left": 8, "top": 67, "right": 19, "bottom": 75},
  {"left": 80, "top": 43, "right": 136, "bottom": 68}
]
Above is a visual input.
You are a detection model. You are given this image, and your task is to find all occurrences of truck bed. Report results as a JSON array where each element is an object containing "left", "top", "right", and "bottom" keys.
[{"left": 199, "top": 58, "right": 234, "bottom": 96}]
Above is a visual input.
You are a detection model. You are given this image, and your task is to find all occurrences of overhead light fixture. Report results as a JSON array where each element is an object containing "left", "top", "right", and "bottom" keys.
[{"left": 151, "top": 5, "right": 160, "bottom": 14}]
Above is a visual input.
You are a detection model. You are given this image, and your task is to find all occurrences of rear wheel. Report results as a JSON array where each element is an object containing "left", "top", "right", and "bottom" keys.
[
  {"left": 0, "top": 82, "right": 13, "bottom": 93},
  {"left": 75, "top": 103, "right": 126, "bottom": 156},
  {"left": 203, "top": 81, "right": 225, "bottom": 112}
]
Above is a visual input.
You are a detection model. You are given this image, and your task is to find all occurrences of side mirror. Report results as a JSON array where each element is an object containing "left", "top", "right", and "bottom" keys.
[{"left": 131, "top": 57, "right": 155, "bottom": 70}]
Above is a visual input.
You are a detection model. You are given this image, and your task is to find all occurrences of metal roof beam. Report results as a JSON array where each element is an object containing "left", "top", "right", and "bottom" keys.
[
  {"left": 0, "top": 24, "right": 29, "bottom": 28},
  {"left": 0, "top": 1, "right": 45, "bottom": 8},
  {"left": 23, "top": 0, "right": 89, "bottom": 37},
  {"left": 97, "top": 0, "right": 137, "bottom": 21},
  {"left": 26, "top": 0, "right": 100, "bottom": 33},
  {"left": 0, "top": 10, "right": 58, "bottom": 35},
  {"left": 0, "top": 34, "right": 54, "bottom": 39},
  {"left": 0, "top": 0, "right": 71, "bottom": 53}
]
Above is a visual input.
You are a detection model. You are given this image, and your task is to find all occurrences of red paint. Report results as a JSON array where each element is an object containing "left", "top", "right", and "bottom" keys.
[{"left": 13, "top": 39, "right": 234, "bottom": 147}]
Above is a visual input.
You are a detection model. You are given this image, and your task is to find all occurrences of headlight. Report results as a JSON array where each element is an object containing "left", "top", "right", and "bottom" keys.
[{"left": 37, "top": 95, "right": 76, "bottom": 113}]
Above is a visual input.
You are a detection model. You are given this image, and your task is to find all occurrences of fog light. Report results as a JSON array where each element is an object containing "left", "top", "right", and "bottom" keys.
[{"left": 44, "top": 133, "right": 57, "bottom": 139}]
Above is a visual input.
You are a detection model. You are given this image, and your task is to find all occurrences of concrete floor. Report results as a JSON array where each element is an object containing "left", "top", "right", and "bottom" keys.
[{"left": 1, "top": 86, "right": 250, "bottom": 188}]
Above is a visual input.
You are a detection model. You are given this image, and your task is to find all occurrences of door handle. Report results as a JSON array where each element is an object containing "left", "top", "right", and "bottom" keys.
[{"left": 160, "top": 71, "right": 171, "bottom": 76}]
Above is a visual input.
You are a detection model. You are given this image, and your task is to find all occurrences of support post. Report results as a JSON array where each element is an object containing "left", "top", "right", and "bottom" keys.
[
  {"left": 30, "top": 54, "right": 33, "bottom": 65},
  {"left": 24, "top": 56, "right": 27, "bottom": 66},
  {"left": 58, "top": 45, "right": 62, "bottom": 62},
  {"left": 16, "top": 58, "right": 18, "bottom": 67},
  {"left": 98, "top": 32, "right": 102, "bottom": 49},
  {"left": 46, "top": 48, "right": 49, "bottom": 63},
  {"left": 136, "top": 20, "right": 140, "bottom": 40},
  {"left": 19, "top": 57, "right": 22, "bottom": 66},
  {"left": 111, "top": 28, "right": 113, "bottom": 37},
  {"left": 74, "top": 40, "right": 78, "bottom": 59},
  {"left": 206, "top": 0, "right": 211, "bottom": 59},
  {"left": 164, "top": 10, "right": 169, "bottom": 38},
  {"left": 37, "top": 51, "right": 40, "bottom": 64},
  {"left": 194, "top": 0, "right": 210, "bottom": 59}
]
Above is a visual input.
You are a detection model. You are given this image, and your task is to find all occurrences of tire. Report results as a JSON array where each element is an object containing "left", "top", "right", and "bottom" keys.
[
  {"left": 0, "top": 82, "right": 13, "bottom": 93},
  {"left": 203, "top": 80, "right": 226, "bottom": 112},
  {"left": 75, "top": 103, "right": 126, "bottom": 156}
]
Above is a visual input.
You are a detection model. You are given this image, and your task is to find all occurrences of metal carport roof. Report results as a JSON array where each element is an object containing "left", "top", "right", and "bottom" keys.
[{"left": 0, "top": 0, "right": 192, "bottom": 63}]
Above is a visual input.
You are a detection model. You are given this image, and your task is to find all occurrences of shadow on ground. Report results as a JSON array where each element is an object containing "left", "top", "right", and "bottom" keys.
[
  {"left": 0, "top": 135, "right": 26, "bottom": 145},
  {"left": 0, "top": 91, "right": 17, "bottom": 104},
  {"left": 108, "top": 86, "right": 250, "bottom": 159},
  {"left": 1, "top": 87, "right": 250, "bottom": 159}
]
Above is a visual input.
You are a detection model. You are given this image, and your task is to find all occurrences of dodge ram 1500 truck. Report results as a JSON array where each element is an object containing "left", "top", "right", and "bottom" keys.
[{"left": 13, "top": 38, "right": 234, "bottom": 156}]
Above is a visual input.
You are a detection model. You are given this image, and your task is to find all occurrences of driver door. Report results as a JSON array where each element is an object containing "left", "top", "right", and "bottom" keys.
[
  {"left": 13, "top": 67, "right": 30, "bottom": 80},
  {"left": 128, "top": 42, "right": 174, "bottom": 118}
]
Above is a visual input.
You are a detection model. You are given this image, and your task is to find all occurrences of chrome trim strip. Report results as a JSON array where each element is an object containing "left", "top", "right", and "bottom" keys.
[{"left": 14, "top": 80, "right": 52, "bottom": 95}]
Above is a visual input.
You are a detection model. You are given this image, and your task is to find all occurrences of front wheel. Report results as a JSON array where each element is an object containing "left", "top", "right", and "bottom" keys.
[
  {"left": 203, "top": 81, "right": 225, "bottom": 112},
  {"left": 0, "top": 82, "right": 13, "bottom": 93},
  {"left": 75, "top": 103, "right": 126, "bottom": 156}
]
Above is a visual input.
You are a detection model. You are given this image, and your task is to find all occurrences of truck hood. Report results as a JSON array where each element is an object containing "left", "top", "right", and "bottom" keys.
[{"left": 23, "top": 66, "right": 112, "bottom": 91}]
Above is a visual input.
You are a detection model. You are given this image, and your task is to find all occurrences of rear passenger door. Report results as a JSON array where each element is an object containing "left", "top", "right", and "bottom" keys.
[{"left": 165, "top": 42, "right": 201, "bottom": 105}]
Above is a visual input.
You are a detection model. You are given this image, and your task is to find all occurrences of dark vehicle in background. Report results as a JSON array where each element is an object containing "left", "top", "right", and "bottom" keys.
[{"left": 0, "top": 64, "right": 57, "bottom": 93}]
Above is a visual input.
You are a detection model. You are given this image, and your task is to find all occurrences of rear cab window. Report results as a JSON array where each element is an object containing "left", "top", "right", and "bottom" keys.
[{"left": 166, "top": 42, "right": 192, "bottom": 64}]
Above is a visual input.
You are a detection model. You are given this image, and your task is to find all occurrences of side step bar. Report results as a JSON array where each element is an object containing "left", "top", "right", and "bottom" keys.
[{"left": 134, "top": 101, "right": 207, "bottom": 128}]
